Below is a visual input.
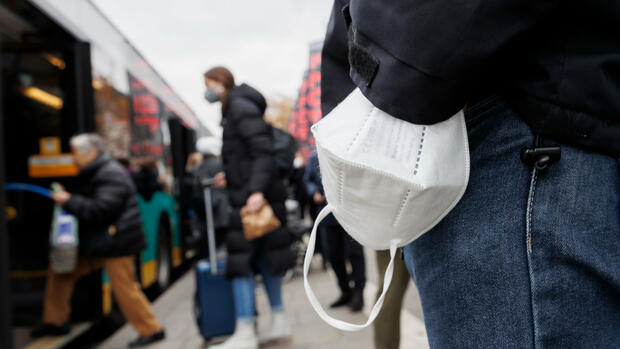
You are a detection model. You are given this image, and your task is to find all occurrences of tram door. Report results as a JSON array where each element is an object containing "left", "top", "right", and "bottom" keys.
[{"left": 0, "top": 2, "right": 98, "bottom": 340}]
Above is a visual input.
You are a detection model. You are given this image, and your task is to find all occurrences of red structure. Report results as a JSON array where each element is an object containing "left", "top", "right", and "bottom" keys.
[{"left": 289, "top": 42, "right": 323, "bottom": 161}]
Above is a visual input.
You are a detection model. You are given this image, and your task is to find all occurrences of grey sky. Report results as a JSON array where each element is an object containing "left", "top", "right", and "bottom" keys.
[{"left": 92, "top": 0, "right": 333, "bottom": 135}]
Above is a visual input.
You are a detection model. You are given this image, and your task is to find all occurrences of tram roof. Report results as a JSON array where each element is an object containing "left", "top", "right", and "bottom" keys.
[{"left": 28, "top": 0, "right": 209, "bottom": 134}]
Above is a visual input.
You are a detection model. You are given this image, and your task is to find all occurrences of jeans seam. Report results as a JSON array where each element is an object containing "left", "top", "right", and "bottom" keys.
[
  {"left": 465, "top": 104, "right": 502, "bottom": 125},
  {"left": 464, "top": 96, "right": 501, "bottom": 123},
  {"left": 527, "top": 171, "right": 538, "bottom": 254},
  {"left": 525, "top": 167, "right": 539, "bottom": 349}
]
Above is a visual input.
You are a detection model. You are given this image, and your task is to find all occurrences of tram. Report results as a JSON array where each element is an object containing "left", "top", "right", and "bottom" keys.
[{"left": 0, "top": 1, "right": 208, "bottom": 347}]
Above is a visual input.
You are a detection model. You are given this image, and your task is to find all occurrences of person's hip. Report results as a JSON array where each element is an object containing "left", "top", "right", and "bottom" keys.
[{"left": 403, "top": 98, "right": 620, "bottom": 348}]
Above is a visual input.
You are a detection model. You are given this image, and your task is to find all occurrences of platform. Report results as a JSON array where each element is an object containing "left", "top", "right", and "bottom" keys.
[{"left": 97, "top": 253, "right": 429, "bottom": 349}]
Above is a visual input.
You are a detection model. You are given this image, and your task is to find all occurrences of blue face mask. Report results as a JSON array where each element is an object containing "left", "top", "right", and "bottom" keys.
[{"left": 204, "top": 88, "right": 220, "bottom": 103}]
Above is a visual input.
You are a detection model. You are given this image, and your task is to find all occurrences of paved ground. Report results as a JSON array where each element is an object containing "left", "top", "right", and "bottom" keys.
[{"left": 97, "top": 254, "right": 429, "bottom": 349}]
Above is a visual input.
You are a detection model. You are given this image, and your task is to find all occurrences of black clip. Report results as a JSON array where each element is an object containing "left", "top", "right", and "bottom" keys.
[{"left": 520, "top": 147, "right": 561, "bottom": 170}]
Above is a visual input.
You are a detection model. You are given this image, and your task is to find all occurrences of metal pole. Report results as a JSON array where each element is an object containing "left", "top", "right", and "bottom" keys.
[{"left": 0, "top": 35, "right": 14, "bottom": 349}]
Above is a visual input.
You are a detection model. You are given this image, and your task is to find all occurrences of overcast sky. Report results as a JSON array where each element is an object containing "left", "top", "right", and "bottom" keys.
[{"left": 92, "top": 0, "right": 333, "bottom": 135}]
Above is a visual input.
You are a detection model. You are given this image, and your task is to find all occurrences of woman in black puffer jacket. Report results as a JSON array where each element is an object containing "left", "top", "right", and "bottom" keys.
[{"left": 204, "top": 67, "right": 293, "bottom": 348}]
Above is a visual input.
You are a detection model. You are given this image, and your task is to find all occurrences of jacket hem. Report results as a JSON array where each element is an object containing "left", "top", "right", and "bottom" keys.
[{"left": 348, "top": 28, "right": 465, "bottom": 125}]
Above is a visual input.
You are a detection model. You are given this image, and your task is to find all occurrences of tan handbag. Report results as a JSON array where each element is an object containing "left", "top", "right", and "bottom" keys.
[{"left": 240, "top": 199, "right": 281, "bottom": 240}]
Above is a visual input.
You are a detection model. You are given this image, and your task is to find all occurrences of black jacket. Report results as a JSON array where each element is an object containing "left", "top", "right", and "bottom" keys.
[
  {"left": 304, "top": 152, "right": 338, "bottom": 226},
  {"left": 322, "top": 0, "right": 620, "bottom": 158},
  {"left": 221, "top": 84, "right": 293, "bottom": 277},
  {"left": 64, "top": 156, "right": 146, "bottom": 257}
]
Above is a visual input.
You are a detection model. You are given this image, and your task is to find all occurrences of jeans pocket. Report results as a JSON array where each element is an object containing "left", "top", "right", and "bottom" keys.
[{"left": 465, "top": 96, "right": 505, "bottom": 127}]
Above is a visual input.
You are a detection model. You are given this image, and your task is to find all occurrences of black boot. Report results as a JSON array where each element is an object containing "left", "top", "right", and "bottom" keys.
[
  {"left": 128, "top": 329, "right": 165, "bottom": 348},
  {"left": 348, "top": 289, "right": 364, "bottom": 312},
  {"left": 329, "top": 292, "right": 352, "bottom": 308},
  {"left": 31, "top": 323, "right": 71, "bottom": 338}
]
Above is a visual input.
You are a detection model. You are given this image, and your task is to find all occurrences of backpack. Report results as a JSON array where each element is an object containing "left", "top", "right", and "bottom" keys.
[{"left": 271, "top": 126, "right": 298, "bottom": 177}]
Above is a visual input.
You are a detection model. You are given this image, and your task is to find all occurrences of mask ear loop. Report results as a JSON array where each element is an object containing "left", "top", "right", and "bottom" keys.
[{"left": 303, "top": 205, "right": 400, "bottom": 331}]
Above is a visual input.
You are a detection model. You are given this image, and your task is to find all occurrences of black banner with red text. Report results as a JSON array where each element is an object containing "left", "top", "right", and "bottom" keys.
[
  {"left": 289, "top": 42, "right": 322, "bottom": 161},
  {"left": 128, "top": 74, "right": 165, "bottom": 157}
]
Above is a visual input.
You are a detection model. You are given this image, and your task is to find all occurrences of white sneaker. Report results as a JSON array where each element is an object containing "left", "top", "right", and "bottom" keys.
[
  {"left": 210, "top": 321, "right": 258, "bottom": 349},
  {"left": 258, "top": 312, "right": 292, "bottom": 344}
]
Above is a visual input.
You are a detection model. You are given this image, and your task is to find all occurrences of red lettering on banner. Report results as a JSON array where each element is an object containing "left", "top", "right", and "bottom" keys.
[
  {"left": 292, "top": 121, "right": 305, "bottom": 141},
  {"left": 298, "top": 124, "right": 310, "bottom": 141},
  {"left": 131, "top": 143, "right": 164, "bottom": 156},
  {"left": 307, "top": 87, "right": 321, "bottom": 109},
  {"left": 131, "top": 79, "right": 146, "bottom": 89},
  {"left": 296, "top": 108, "right": 307, "bottom": 124},
  {"left": 147, "top": 144, "right": 164, "bottom": 155},
  {"left": 308, "top": 71, "right": 321, "bottom": 89},
  {"left": 134, "top": 116, "right": 160, "bottom": 132},
  {"left": 290, "top": 47, "right": 323, "bottom": 163},
  {"left": 310, "top": 53, "right": 321, "bottom": 71},
  {"left": 308, "top": 109, "right": 322, "bottom": 125},
  {"left": 133, "top": 94, "right": 159, "bottom": 115},
  {"left": 288, "top": 111, "right": 298, "bottom": 134},
  {"left": 297, "top": 95, "right": 307, "bottom": 111},
  {"left": 297, "top": 78, "right": 308, "bottom": 100}
]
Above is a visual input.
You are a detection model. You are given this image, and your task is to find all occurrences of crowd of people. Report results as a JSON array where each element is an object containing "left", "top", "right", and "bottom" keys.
[{"left": 33, "top": 61, "right": 415, "bottom": 348}]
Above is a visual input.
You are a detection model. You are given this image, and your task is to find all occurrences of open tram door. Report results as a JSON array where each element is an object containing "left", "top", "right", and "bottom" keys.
[
  {"left": 0, "top": 1, "right": 99, "bottom": 347},
  {"left": 1, "top": 15, "right": 10, "bottom": 349},
  {"left": 168, "top": 117, "right": 200, "bottom": 256}
]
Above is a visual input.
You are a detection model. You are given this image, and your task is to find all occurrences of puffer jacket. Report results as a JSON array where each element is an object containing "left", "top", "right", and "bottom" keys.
[
  {"left": 64, "top": 156, "right": 146, "bottom": 257},
  {"left": 221, "top": 84, "right": 294, "bottom": 277}
]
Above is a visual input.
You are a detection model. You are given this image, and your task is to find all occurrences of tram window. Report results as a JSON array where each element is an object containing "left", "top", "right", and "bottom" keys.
[
  {"left": 91, "top": 44, "right": 132, "bottom": 159},
  {"left": 2, "top": 49, "right": 67, "bottom": 181},
  {"left": 92, "top": 74, "right": 131, "bottom": 159}
]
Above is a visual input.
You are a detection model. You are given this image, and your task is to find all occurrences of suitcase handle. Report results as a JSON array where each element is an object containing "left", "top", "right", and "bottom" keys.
[{"left": 202, "top": 181, "right": 218, "bottom": 275}]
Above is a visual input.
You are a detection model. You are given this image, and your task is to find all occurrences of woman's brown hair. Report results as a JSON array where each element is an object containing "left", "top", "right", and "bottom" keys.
[
  {"left": 204, "top": 66, "right": 235, "bottom": 119},
  {"left": 204, "top": 66, "right": 235, "bottom": 91}
]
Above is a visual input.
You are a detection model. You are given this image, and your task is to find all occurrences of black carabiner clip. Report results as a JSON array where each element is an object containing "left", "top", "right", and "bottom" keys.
[{"left": 520, "top": 147, "right": 561, "bottom": 170}]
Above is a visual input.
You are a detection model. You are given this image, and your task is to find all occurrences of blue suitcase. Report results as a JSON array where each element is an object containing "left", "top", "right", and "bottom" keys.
[
  {"left": 194, "top": 260, "right": 235, "bottom": 339},
  {"left": 194, "top": 183, "right": 235, "bottom": 339}
]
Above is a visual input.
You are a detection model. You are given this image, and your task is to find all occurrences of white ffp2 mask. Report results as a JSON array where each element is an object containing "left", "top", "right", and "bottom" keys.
[{"left": 303, "top": 88, "right": 470, "bottom": 331}]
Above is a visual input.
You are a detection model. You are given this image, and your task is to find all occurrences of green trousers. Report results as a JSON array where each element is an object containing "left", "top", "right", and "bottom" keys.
[{"left": 373, "top": 250, "right": 411, "bottom": 349}]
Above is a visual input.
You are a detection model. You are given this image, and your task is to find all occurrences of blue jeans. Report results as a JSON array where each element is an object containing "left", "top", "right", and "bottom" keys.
[
  {"left": 403, "top": 98, "right": 620, "bottom": 349},
  {"left": 232, "top": 240, "right": 283, "bottom": 322}
]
